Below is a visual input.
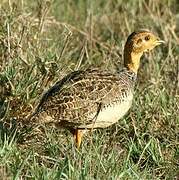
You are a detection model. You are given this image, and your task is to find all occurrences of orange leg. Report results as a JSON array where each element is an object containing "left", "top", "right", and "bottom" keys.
[{"left": 74, "top": 129, "right": 84, "bottom": 148}]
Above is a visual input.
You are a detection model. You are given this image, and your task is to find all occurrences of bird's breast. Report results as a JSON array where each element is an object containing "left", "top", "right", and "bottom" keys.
[{"left": 79, "top": 92, "right": 133, "bottom": 129}]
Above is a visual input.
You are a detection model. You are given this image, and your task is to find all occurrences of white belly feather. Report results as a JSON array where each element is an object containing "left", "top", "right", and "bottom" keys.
[{"left": 79, "top": 93, "right": 133, "bottom": 129}]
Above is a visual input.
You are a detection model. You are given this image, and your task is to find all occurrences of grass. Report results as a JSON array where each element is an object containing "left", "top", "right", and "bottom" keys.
[{"left": 0, "top": 0, "right": 179, "bottom": 179}]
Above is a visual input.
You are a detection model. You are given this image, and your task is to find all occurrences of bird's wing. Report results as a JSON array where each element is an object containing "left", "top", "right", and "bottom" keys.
[
  {"left": 34, "top": 69, "right": 133, "bottom": 126},
  {"left": 35, "top": 70, "right": 84, "bottom": 114}
]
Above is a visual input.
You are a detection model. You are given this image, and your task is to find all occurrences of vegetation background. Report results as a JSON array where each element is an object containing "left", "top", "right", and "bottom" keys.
[{"left": 0, "top": 0, "right": 178, "bottom": 179}]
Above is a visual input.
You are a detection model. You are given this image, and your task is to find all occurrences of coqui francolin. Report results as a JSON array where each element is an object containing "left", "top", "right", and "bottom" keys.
[{"left": 31, "top": 30, "right": 164, "bottom": 148}]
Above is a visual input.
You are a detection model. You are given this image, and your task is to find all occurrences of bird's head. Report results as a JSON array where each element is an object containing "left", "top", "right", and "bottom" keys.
[
  {"left": 125, "top": 30, "right": 165, "bottom": 53},
  {"left": 124, "top": 30, "right": 165, "bottom": 73}
]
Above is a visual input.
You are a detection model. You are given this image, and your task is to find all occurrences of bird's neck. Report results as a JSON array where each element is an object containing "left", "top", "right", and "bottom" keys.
[{"left": 124, "top": 49, "right": 143, "bottom": 74}]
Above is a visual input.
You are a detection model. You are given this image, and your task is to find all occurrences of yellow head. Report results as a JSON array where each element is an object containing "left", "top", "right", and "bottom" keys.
[{"left": 124, "top": 30, "right": 165, "bottom": 73}]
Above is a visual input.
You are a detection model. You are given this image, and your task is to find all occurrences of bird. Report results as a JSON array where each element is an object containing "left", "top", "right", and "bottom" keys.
[{"left": 32, "top": 30, "right": 164, "bottom": 148}]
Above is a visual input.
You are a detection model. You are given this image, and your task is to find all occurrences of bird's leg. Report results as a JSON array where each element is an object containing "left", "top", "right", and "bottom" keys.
[
  {"left": 73, "top": 103, "right": 102, "bottom": 148},
  {"left": 74, "top": 129, "right": 84, "bottom": 148}
]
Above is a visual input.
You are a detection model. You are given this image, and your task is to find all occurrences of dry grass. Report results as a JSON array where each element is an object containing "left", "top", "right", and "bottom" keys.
[{"left": 0, "top": 0, "right": 179, "bottom": 179}]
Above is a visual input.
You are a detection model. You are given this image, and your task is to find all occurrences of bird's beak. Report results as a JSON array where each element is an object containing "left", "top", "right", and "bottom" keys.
[{"left": 155, "top": 39, "right": 165, "bottom": 45}]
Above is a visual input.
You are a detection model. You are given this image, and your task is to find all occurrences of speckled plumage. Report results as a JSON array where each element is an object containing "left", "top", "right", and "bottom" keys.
[{"left": 33, "top": 68, "right": 136, "bottom": 128}]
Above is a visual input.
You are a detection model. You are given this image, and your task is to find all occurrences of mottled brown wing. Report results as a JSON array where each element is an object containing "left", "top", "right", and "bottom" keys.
[{"left": 34, "top": 69, "right": 132, "bottom": 126}]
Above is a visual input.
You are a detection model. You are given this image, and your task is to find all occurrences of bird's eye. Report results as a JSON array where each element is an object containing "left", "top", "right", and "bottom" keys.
[
  {"left": 145, "top": 35, "right": 150, "bottom": 41},
  {"left": 137, "top": 39, "right": 142, "bottom": 44}
]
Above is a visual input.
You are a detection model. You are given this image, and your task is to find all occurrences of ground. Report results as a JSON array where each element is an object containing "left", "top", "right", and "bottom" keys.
[{"left": 0, "top": 0, "right": 179, "bottom": 179}]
